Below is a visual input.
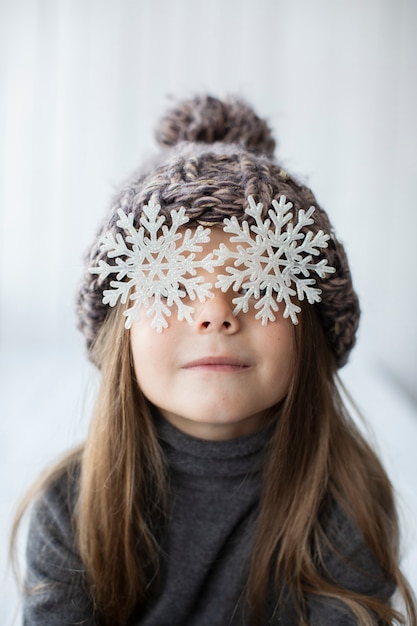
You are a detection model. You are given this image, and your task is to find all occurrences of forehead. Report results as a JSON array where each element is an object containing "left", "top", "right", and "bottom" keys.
[
  {"left": 201, "top": 225, "right": 233, "bottom": 245},
  {"left": 188, "top": 224, "right": 244, "bottom": 251}
]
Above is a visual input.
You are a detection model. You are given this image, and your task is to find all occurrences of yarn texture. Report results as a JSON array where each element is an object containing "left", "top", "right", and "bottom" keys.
[{"left": 76, "top": 95, "right": 360, "bottom": 368}]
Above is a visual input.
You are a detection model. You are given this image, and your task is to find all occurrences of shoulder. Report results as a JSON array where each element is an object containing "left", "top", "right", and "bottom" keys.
[
  {"left": 26, "top": 454, "right": 82, "bottom": 581},
  {"left": 31, "top": 454, "right": 80, "bottom": 527},
  {"left": 305, "top": 499, "right": 396, "bottom": 625},
  {"left": 24, "top": 455, "right": 95, "bottom": 625},
  {"left": 319, "top": 497, "right": 395, "bottom": 600}
]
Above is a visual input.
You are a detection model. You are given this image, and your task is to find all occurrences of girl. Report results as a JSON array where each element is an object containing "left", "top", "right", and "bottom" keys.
[{"left": 16, "top": 95, "right": 416, "bottom": 625}]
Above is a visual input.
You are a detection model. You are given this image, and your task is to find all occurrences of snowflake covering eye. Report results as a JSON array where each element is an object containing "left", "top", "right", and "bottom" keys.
[
  {"left": 90, "top": 198, "right": 215, "bottom": 332},
  {"left": 213, "top": 195, "right": 336, "bottom": 325}
]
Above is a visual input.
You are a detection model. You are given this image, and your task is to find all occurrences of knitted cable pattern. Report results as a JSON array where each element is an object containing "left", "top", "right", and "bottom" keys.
[{"left": 76, "top": 96, "right": 359, "bottom": 368}]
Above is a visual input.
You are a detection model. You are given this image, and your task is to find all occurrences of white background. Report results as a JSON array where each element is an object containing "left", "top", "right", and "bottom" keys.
[{"left": 1, "top": 0, "right": 416, "bottom": 622}]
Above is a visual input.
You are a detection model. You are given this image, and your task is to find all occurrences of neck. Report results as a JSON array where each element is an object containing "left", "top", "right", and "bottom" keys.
[{"left": 158, "top": 408, "right": 275, "bottom": 441}]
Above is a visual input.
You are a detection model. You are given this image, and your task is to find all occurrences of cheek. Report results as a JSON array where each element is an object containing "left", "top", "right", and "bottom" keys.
[
  {"left": 262, "top": 323, "right": 295, "bottom": 386},
  {"left": 130, "top": 324, "right": 176, "bottom": 386},
  {"left": 130, "top": 326, "right": 157, "bottom": 383}
]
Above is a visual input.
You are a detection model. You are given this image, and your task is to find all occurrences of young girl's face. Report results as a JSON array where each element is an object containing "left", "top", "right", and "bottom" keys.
[{"left": 130, "top": 228, "right": 295, "bottom": 441}]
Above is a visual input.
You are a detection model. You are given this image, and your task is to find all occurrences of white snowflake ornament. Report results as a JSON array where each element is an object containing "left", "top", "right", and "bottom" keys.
[
  {"left": 90, "top": 198, "right": 215, "bottom": 331},
  {"left": 214, "top": 195, "right": 336, "bottom": 324}
]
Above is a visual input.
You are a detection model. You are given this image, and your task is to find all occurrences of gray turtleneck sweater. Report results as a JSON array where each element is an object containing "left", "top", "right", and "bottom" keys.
[{"left": 23, "top": 419, "right": 394, "bottom": 625}]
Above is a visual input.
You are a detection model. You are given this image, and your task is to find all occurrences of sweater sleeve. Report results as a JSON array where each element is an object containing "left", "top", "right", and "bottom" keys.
[
  {"left": 308, "top": 500, "right": 395, "bottom": 625},
  {"left": 23, "top": 466, "right": 94, "bottom": 626}
]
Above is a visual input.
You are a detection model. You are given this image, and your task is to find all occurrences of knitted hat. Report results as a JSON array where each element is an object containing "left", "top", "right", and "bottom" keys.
[{"left": 76, "top": 95, "right": 360, "bottom": 368}]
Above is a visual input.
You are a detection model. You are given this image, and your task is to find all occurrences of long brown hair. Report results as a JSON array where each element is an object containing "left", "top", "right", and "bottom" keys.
[{"left": 77, "top": 306, "right": 168, "bottom": 622}]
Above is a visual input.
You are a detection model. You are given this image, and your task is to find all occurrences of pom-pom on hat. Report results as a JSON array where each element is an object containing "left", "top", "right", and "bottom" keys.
[
  {"left": 76, "top": 94, "right": 360, "bottom": 368},
  {"left": 155, "top": 94, "right": 276, "bottom": 157}
]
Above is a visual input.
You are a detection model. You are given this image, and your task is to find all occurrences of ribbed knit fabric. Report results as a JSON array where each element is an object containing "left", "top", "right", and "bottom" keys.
[{"left": 137, "top": 417, "right": 271, "bottom": 625}]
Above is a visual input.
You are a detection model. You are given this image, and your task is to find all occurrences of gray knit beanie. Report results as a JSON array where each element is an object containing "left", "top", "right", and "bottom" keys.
[{"left": 76, "top": 95, "right": 360, "bottom": 368}]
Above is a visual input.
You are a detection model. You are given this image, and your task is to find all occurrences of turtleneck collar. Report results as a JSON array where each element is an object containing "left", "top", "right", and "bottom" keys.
[{"left": 155, "top": 413, "right": 274, "bottom": 479}]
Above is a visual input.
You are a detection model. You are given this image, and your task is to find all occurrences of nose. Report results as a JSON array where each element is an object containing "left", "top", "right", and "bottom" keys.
[{"left": 194, "top": 289, "right": 240, "bottom": 334}]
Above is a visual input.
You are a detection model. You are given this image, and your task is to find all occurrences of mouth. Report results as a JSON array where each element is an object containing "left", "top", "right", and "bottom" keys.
[{"left": 182, "top": 356, "right": 251, "bottom": 372}]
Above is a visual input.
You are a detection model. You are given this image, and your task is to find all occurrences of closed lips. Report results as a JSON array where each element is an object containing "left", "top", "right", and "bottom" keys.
[{"left": 182, "top": 356, "right": 250, "bottom": 369}]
